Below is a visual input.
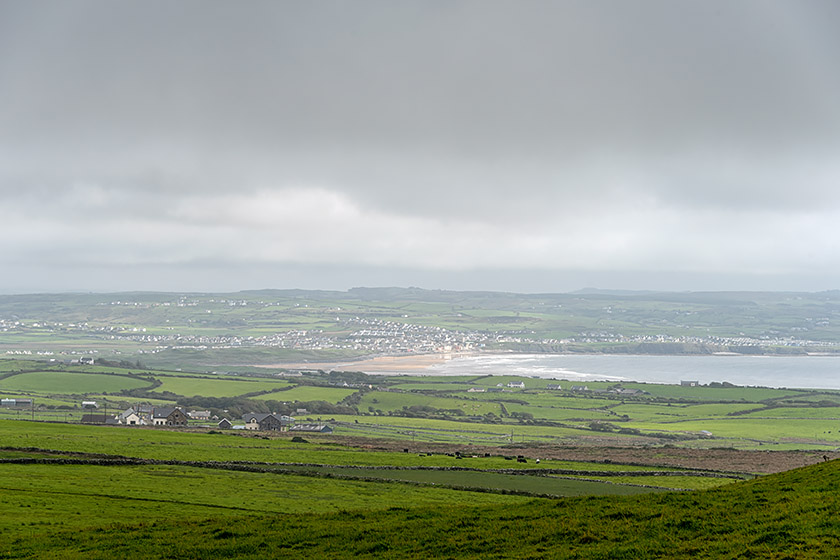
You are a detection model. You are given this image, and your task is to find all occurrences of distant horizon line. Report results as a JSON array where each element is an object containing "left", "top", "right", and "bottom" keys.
[{"left": 2, "top": 286, "right": 839, "bottom": 297}]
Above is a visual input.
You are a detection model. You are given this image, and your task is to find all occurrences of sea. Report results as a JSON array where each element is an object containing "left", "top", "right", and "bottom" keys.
[{"left": 418, "top": 354, "right": 840, "bottom": 390}]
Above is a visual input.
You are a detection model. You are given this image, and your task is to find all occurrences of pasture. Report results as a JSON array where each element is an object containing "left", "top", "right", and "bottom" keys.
[
  {"left": 252, "top": 385, "right": 357, "bottom": 403},
  {"left": 0, "top": 371, "right": 151, "bottom": 394},
  {"left": 1, "top": 420, "right": 839, "bottom": 558},
  {"left": 151, "top": 376, "right": 289, "bottom": 397},
  {"left": 359, "top": 390, "right": 501, "bottom": 416},
  {"left": 0, "top": 462, "right": 535, "bottom": 536}
]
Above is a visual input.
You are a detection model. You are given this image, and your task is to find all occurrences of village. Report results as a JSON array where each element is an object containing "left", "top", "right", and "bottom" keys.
[{"left": 0, "top": 399, "right": 334, "bottom": 434}]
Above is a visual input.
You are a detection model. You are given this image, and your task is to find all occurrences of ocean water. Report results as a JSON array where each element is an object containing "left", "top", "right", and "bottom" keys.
[{"left": 420, "top": 354, "right": 840, "bottom": 390}]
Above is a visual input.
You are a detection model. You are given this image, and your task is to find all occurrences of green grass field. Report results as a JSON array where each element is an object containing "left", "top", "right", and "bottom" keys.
[
  {"left": 1, "top": 418, "right": 737, "bottom": 556},
  {"left": 0, "top": 371, "right": 151, "bottom": 394},
  {"left": 359, "top": 391, "right": 502, "bottom": 416},
  {"left": 0, "top": 420, "right": 635, "bottom": 468},
  {"left": 2, "top": 449, "right": 840, "bottom": 558},
  {"left": 0, "top": 462, "right": 535, "bottom": 536},
  {"left": 151, "top": 376, "right": 289, "bottom": 397},
  {"left": 252, "top": 385, "right": 357, "bottom": 403}
]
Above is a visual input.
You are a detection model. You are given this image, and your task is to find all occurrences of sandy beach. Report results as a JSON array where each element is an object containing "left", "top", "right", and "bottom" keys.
[{"left": 254, "top": 353, "right": 470, "bottom": 374}]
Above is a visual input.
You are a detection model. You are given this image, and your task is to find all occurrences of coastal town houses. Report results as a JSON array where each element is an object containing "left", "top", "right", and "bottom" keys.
[{"left": 242, "top": 412, "right": 295, "bottom": 431}]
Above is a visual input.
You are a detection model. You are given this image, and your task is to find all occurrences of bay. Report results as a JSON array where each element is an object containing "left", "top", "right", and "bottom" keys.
[{"left": 420, "top": 353, "right": 840, "bottom": 390}]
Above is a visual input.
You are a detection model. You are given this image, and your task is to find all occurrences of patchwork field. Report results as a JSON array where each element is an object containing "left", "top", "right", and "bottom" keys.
[{"left": 2, "top": 358, "right": 840, "bottom": 451}]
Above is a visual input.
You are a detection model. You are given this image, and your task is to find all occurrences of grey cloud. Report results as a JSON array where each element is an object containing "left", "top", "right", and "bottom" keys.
[
  {"left": 4, "top": 2, "right": 840, "bottom": 153},
  {"left": 2, "top": 1, "right": 840, "bottom": 292}
]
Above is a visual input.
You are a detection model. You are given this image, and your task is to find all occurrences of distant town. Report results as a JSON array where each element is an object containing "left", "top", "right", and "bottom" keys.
[{"left": 2, "top": 289, "right": 839, "bottom": 367}]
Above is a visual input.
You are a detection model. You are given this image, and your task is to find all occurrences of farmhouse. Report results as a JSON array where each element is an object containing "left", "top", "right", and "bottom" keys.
[
  {"left": 81, "top": 401, "right": 98, "bottom": 409},
  {"left": 150, "top": 407, "right": 189, "bottom": 427},
  {"left": 242, "top": 413, "right": 295, "bottom": 431},
  {"left": 546, "top": 384, "right": 562, "bottom": 390},
  {"left": 507, "top": 381, "right": 525, "bottom": 389},
  {"left": 187, "top": 410, "right": 211, "bottom": 420},
  {"left": 117, "top": 408, "right": 147, "bottom": 426}
]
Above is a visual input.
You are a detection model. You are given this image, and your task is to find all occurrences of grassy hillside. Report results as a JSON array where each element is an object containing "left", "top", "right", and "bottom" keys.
[{"left": 3, "top": 456, "right": 839, "bottom": 558}]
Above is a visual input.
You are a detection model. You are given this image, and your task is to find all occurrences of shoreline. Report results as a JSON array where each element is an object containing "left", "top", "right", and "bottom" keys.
[
  {"left": 253, "top": 352, "right": 477, "bottom": 373},
  {"left": 253, "top": 350, "right": 840, "bottom": 374},
  {"left": 250, "top": 352, "right": 840, "bottom": 389}
]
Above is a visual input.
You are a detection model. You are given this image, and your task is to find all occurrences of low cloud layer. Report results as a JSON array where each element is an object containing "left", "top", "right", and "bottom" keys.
[{"left": 2, "top": 1, "right": 840, "bottom": 293}]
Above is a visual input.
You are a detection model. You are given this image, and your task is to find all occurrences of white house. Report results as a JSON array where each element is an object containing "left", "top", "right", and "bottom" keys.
[{"left": 117, "top": 408, "right": 146, "bottom": 426}]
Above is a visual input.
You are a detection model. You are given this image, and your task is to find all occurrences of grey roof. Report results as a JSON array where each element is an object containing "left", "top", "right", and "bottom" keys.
[
  {"left": 290, "top": 424, "right": 332, "bottom": 432},
  {"left": 152, "top": 407, "right": 178, "bottom": 418},
  {"left": 242, "top": 413, "right": 295, "bottom": 423}
]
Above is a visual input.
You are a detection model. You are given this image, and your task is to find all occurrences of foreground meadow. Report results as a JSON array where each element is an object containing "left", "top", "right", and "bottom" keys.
[
  {"left": 0, "top": 419, "right": 749, "bottom": 556},
  {"left": 2, "top": 457, "right": 840, "bottom": 558}
]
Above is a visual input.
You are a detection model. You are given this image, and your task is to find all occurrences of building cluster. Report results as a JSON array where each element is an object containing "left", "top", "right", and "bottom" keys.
[
  {"left": 84, "top": 406, "right": 215, "bottom": 426},
  {"left": 101, "top": 406, "right": 193, "bottom": 426},
  {"left": 76, "top": 406, "right": 335, "bottom": 434},
  {"left": 124, "top": 318, "right": 497, "bottom": 355},
  {"left": 559, "top": 331, "right": 840, "bottom": 349},
  {"left": 237, "top": 412, "right": 333, "bottom": 433},
  {"left": 341, "top": 317, "right": 488, "bottom": 354}
]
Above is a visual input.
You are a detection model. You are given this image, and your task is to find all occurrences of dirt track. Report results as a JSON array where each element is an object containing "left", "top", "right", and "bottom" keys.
[{"left": 323, "top": 436, "right": 840, "bottom": 474}]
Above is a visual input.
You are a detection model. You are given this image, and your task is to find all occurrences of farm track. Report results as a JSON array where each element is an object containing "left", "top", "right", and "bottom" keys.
[
  {"left": 0, "top": 451, "right": 733, "bottom": 478},
  {"left": 325, "top": 436, "right": 840, "bottom": 473}
]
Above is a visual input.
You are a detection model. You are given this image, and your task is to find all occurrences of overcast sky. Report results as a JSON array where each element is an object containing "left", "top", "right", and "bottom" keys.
[{"left": 2, "top": 1, "right": 840, "bottom": 294}]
